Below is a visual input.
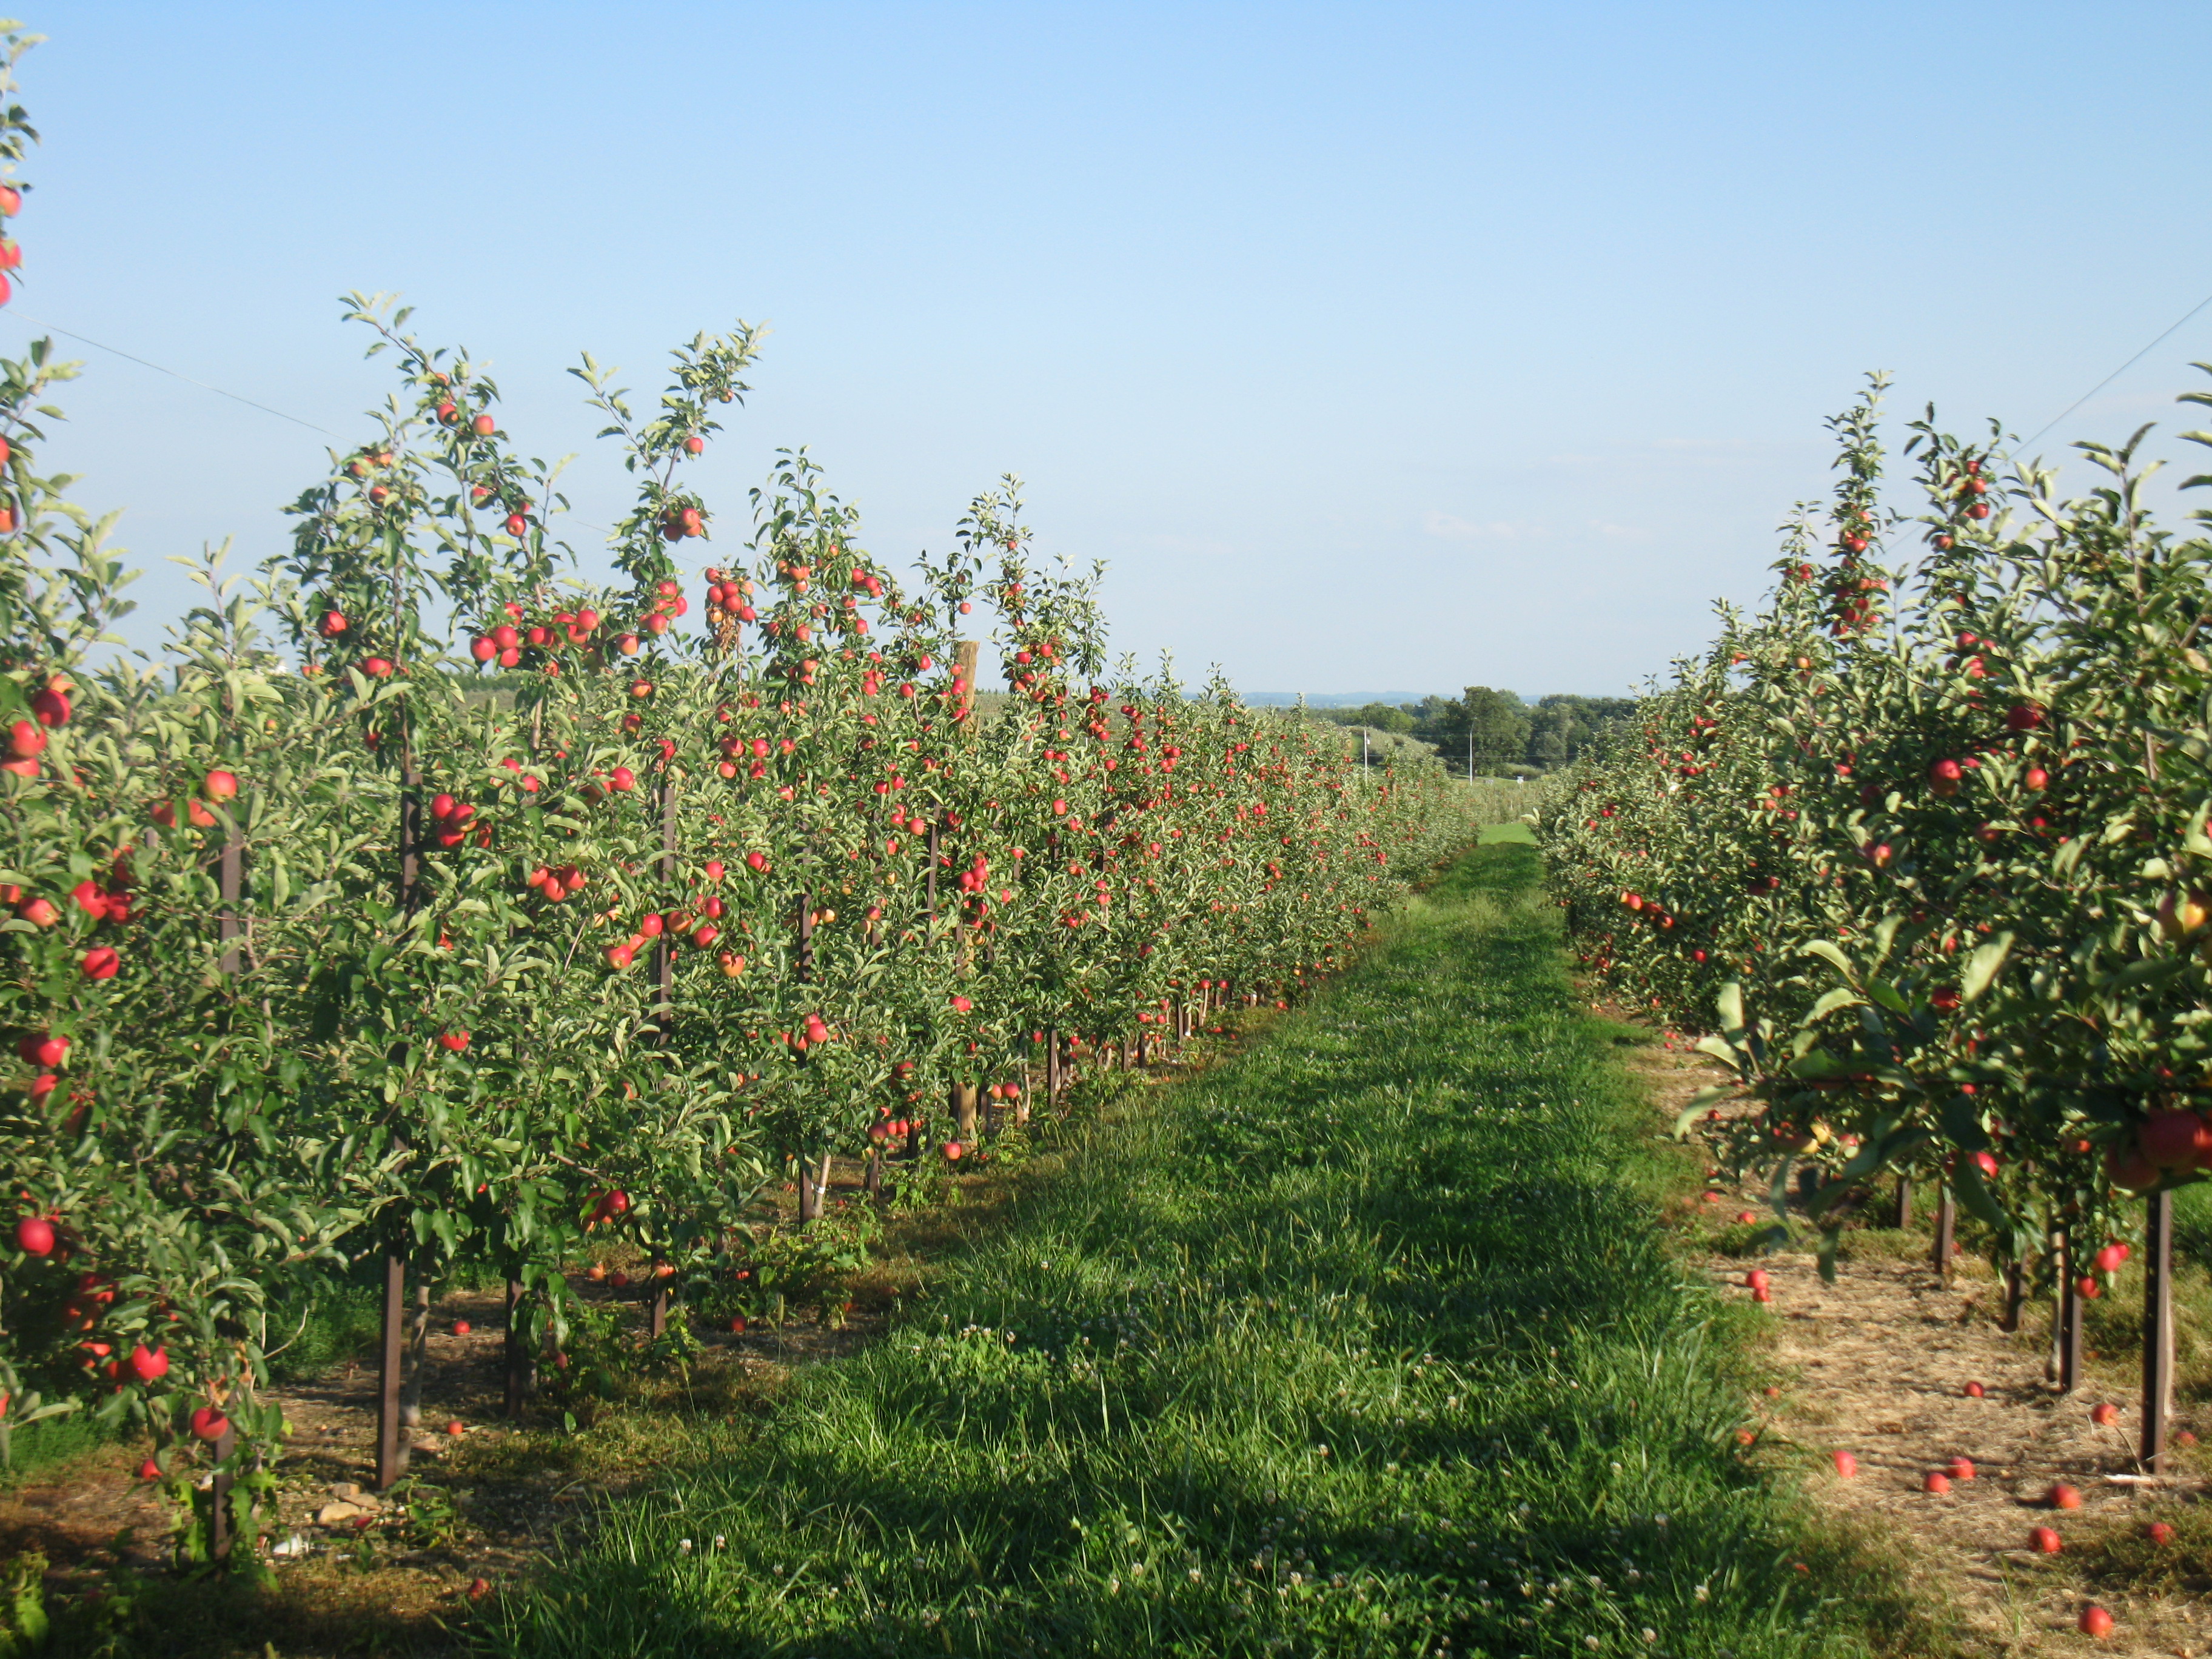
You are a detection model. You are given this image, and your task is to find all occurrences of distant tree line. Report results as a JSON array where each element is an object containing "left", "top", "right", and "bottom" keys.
[{"left": 1303, "top": 689, "right": 1635, "bottom": 774}]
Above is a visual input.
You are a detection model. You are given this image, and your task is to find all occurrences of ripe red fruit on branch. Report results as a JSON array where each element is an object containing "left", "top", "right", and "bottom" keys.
[
  {"left": 683, "top": 435, "right": 704, "bottom": 455},
  {"left": 190, "top": 1406, "right": 230, "bottom": 1443},
  {"left": 203, "top": 769, "right": 239, "bottom": 802},
  {"left": 505, "top": 513, "right": 528, "bottom": 537},
  {"left": 81, "top": 947, "right": 119, "bottom": 981},
  {"left": 363, "top": 657, "right": 394, "bottom": 679},
  {"left": 15, "top": 1214, "right": 53, "bottom": 1255},
  {"left": 28, "top": 686, "right": 69, "bottom": 727},
  {"left": 126, "top": 1344, "right": 167, "bottom": 1382},
  {"left": 136, "top": 1458, "right": 161, "bottom": 1480},
  {"left": 18, "top": 1034, "right": 65, "bottom": 1068},
  {"left": 2139, "top": 1108, "right": 2212, "bottom": 1169},
  {"left": 2093, "top": 1242, "right": 2129, "bottom": 1272},
  {"left": 472, "top": 414, "right": 496, "bottom": 437},
  {"left": 438, "top": 1031, "right": 470, "bottom": 1052}
]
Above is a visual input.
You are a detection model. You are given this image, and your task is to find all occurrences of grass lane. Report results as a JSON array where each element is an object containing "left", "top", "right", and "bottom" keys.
[{"left": 482, "top": 842, "right": 1914, "bottom": 1658}]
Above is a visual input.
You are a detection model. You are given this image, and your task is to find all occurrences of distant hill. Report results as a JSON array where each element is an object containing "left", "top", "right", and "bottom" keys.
[
  {"left": 1242, "top": 691, "right": 1540, "bottom": 708},
  {"left": 1242, "top": 691, "right": 1438, "bottom": 708}
]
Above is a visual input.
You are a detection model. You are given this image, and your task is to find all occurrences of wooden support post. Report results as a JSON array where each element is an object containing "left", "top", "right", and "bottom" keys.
[
  {"left": 655, "top": 781, "right": 677, "bottom": 1034},
  {"left": 1891, "top": 1176, "right": 1912, "bottom": 1230},
  {"left": 1046, "top": 1025, "right": 1061, "bottom": 1115},
  {"left": 376, "top": 769, "right": 421, "bottom": 1492},
  {"left": 2143, "top": 1190, "right": 2175, "bottom": 1471},
  {"left": 952, "top": 1081, "right": 978, "bottom": 1142},
  {"left": 646, "top": 784, "right": 677, "bottom": 1324},
  {"left": 2000, "top": 1260, "right": 2025, "bottom": 1333},
  {"left": 954, "top": 640, "right": 980, "bottom": 733},
  {"left": 503, "top": 1278, "right": 528, "bottom": 1419},
  {"left": 2059, "top": 1228, "right": 2085, "bottom": 1392},
  {"left": 1933, "top": 1188, "right": 1956, "bottom": 1284},
  {"left": 375, "top": 1250, "right": 407, "bottom": 1489},
  {"left": 209, "top": 826, "right": 246, "bottom": 1553},
  {"left": 208, "top": 1423, "right": 238, "bottom": 1560}
]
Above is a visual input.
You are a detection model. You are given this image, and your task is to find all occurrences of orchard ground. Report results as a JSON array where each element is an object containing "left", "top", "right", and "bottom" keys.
[
  {"left": 3, "top": 834, "right": 1942, "bottom": 1657},
  {"left": 1626, "top": 1010, "right": 2212, "bottom": 1655}
]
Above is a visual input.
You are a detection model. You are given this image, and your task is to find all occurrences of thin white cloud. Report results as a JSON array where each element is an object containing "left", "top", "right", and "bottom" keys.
[{"left": 1421, "top": 511, "right": 1533, "bottom": 541}]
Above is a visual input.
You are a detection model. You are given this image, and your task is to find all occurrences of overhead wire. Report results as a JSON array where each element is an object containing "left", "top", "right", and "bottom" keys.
[
  {"left": 0, "top": 309, "right": 620, "bottom": 537},
  {"left": 2017, "top": 284, "right": 2212, "bottom": 452},
  {"left": 6, "top": 309, "right": 344, "bottom": 438}
]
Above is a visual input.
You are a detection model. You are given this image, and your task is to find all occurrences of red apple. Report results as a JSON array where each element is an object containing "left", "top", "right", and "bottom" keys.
[
  {"left": 1946, "top": 1456, "right": 1974, "bottom": 1481},
  {"left": 452, "top": 1319, "right": 472, "bottom": 1336},
  {"left": 1963, "top": 1381, "right": 1984, "bottom": 1398},
  {"left": 137, "top": 1457, "right": 161, "bottom": 1480},
  {"left": 2028, "top": 1525, "right": 2061, "bottom": 1554},
  {"left": 943, "top": 1140, "right": 965, "bottom": 1161},
  {"left": 1923, "top": 1470, "right": 1951, "bottom": 1493},
  {"left": 189, "top": 1406, "right": 230, "bottom": 1443},
  {"left": 2147, "top": 1521, "right": 2174, "bottom": 1545},
  {"left": 28, "top": 686, "right": 69, "bottom": 728},
  {"left": 438, "top": 1031, "right": 469, "bottom": 1052},
  {"left": 1831, "top": 1450, "right": 1856, "bottom": 1478},
  {"left": 472, "top": 414, "right": 496, "bottom": 437},
  {"left": 15, "top": 1214, "right": 53, "bottom": 1255},
  {"left": 2048, "top": 1483, "right": 2082, "bottom": 1510},
  {"left": 2091, "top": 1402, "right": 2119, "bottom": 1426},
  {"left": 81, "top": 947, "right": 120, "bottom": 981},
  {"left": 2078, "top": 1604, "right": 2112, "bottom": 1637},
  {"left": 683, "top": 435, "right": 704, "bottom": 455}
]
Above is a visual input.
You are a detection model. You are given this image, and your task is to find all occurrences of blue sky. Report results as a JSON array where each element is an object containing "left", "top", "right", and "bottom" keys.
[{"left": 7, "top": 1, "right": 2212, "bottom": 698}]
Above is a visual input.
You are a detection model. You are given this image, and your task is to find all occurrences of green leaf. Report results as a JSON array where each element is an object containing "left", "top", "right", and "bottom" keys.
[
  {"left": 1715, "top": 981, "right": 1745, "bottom": 1034},
  {"left": 1950, "top": 1161, "right": 2011, "bottom": 1232},
  {"left": 1807, "top": 985, "right": 1864, "bottom": 1022},
  {"left": 1673, "top": 1085, "right": 1737, "bottom": 1138},
  {"left": 1799, "top": 940, "right": 1855, "bottom": 980},
  {"left": 1962, "top": 933, "right": 2014, "bottom": 1004}
]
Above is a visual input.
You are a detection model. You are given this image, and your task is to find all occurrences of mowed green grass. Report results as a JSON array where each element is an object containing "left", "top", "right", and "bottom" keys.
[{"left": 481, "top": 844, "right": 1913, "bottom": 1658}]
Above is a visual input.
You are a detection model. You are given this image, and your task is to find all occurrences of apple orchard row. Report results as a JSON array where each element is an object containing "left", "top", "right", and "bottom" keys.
[
  {"left": 1542, "top": 372, "right": 2212, "bottom": 1439},
  {"left": 0, "top": 286, "right": 1473, "bottom": 1489}
]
